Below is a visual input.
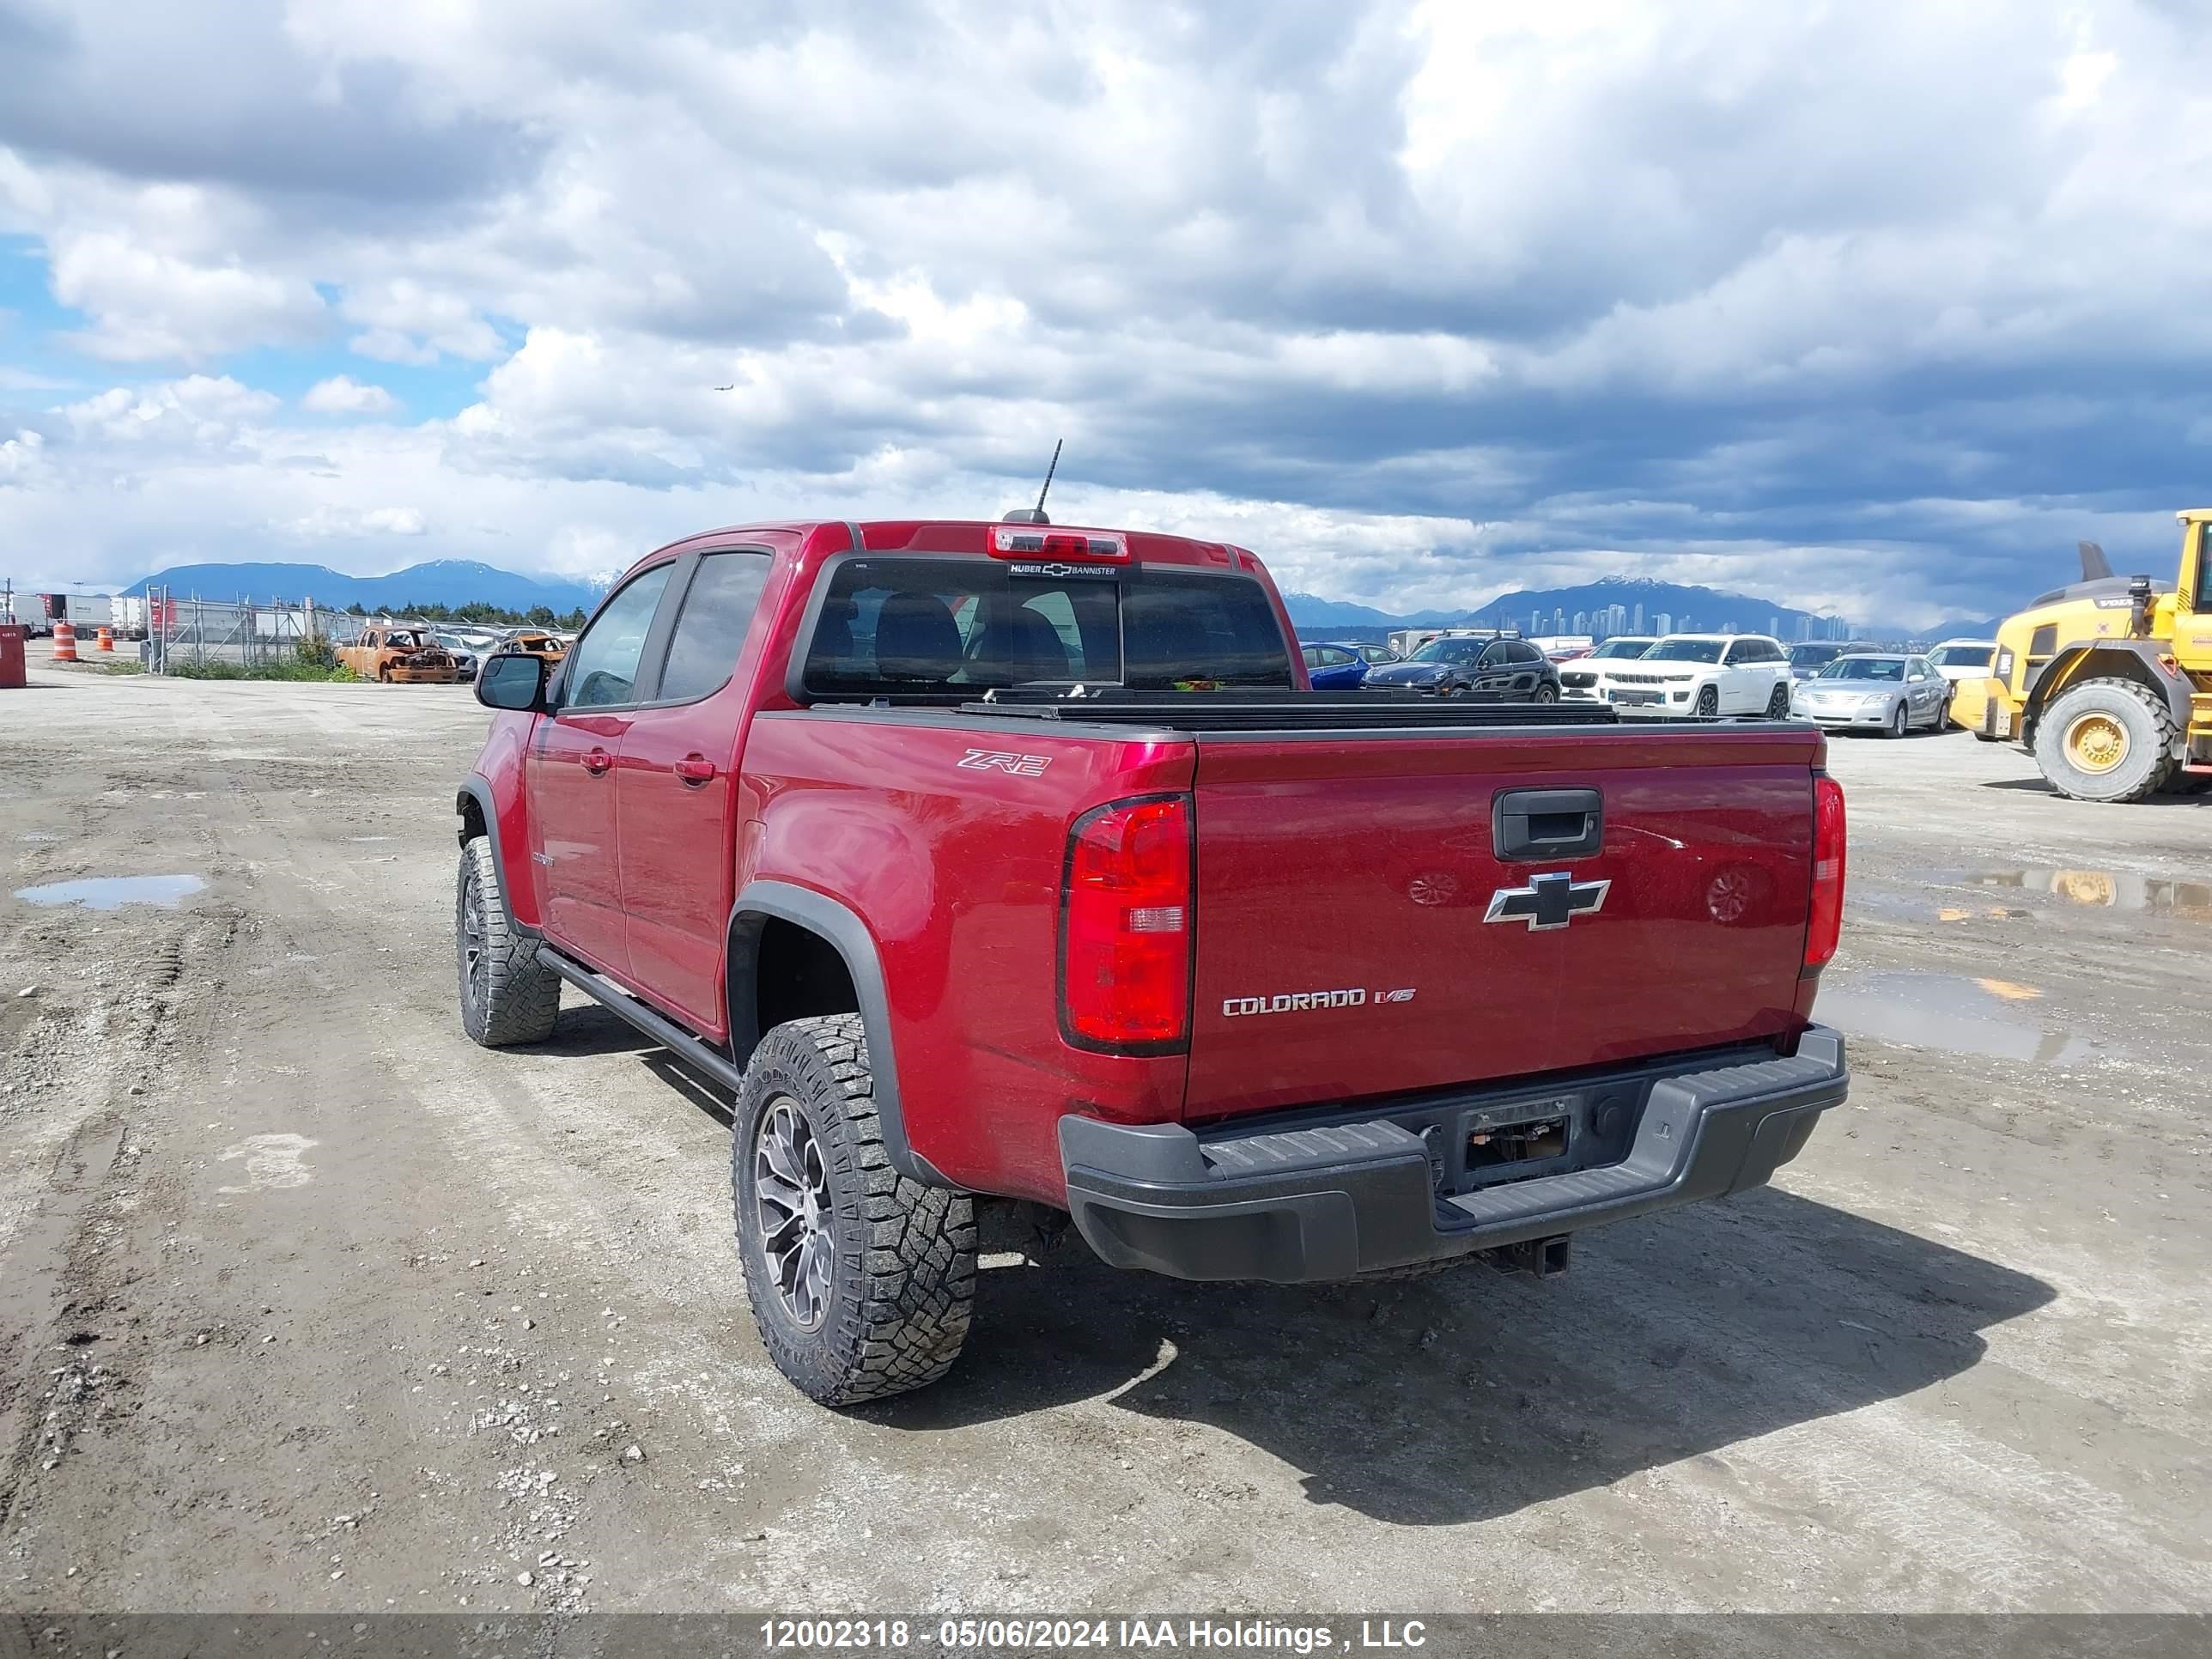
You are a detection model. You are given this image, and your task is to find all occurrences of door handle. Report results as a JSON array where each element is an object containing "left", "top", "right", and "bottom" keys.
[
  {"left": 673, "top": 756, "right": 716, "bottom": 785},
  {"left": 582, "top": 747, "right": 613, "bottom": 776}
]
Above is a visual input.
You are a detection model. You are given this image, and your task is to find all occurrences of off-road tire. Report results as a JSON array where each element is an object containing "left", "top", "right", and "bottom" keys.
[
  {"left": 2033, "top": 678, "right": 2178, "bottom": 803},
  {"left": 1694, "top": 685, "right": 1719, "bottom": 717},
  {"left": 732, "top": 1015, "right": 976, "bottom": 1404},
  {"left": 456, "top": 838, "right": 561, "bottom": 1046},
  {"left": 1765, "top": 683, "right": 1790, "bottom": 719}
]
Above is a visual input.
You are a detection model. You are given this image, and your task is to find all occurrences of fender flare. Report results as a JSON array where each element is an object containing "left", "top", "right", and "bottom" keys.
[
  {"left": 726, "top": 879, "right": 950, "bottom": 1190},
  {"left": 2024, "top": 643, "right": 2192, "bottom": 744},
  {"left": 455, "top": 775, "right": 532, "bottom": 933}
]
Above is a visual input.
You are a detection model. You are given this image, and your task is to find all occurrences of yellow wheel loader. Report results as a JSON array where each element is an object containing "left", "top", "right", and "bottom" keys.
[{"left": 1949, "top": 514, "right": 2212, "bottom": 802}]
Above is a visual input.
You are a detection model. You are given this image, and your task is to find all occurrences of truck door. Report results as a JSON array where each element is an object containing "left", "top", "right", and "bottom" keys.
[
  {"left": 614, "top": 547, "right": 779, "bottom": 1036},
  {"left": 526, "top": 562, "right": 678, "bottom": 976}
]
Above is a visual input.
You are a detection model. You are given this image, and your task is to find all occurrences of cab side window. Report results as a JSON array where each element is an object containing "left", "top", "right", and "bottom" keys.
[
  {"left": 2196, "top": 524, "right": 2212, "bottom": 611},
  {"left": 656, "top": 552, "right": 773, "bottom": 703},
  {"left": 561, "top": 564, "right": 676, "bottom": 709}
]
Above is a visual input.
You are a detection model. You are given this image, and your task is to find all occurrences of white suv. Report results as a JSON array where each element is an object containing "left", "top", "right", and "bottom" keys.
[{"left": 1597, "top": 634, "right": 1794, "bottom": 718}]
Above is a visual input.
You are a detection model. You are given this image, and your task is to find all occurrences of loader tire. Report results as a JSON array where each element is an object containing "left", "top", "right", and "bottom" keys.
[
  {"left": 2032, "top": 678, "right": 2178, "bottom": 804},
  {"left": 733, "top": 1015, "right": 976, "bottom": 1405}
]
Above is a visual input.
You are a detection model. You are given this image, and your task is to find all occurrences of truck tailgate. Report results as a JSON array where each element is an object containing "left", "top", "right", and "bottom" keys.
[{"left": 1183, "top": 725, "right": 1823, "bottom": 1120}]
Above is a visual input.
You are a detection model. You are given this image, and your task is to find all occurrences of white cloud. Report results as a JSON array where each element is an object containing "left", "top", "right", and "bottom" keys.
[
  {"left": 301, "top": 374, "right": 398, "bottom": 415},
  {"left": 46, "top": 229, "right": 325, "bottom": 362},
  {"left": 282, "top": 503, "right": 428, "bottom": 538}
]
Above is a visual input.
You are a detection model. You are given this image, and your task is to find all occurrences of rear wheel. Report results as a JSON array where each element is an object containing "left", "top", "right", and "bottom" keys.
[
  {"left": 1533, "top": 683, "right": 1558, "bottom": 704},
  {"left": 1694, "top": 685, "right": 1718, "bottom": 718},
  {"left": 732, "top": 1015, "right": 976, "bottom": 1404},
  {"left": 456, "top": 838, "right": 561, "bottom": 1046},
  {"left": 2032, "top": 678, "right": 2178, "bottom": 803}
]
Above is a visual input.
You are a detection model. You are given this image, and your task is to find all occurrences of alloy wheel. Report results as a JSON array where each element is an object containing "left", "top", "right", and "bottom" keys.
[{"left": 754, "top": 1098, "right": 835, "bottom": 1329}]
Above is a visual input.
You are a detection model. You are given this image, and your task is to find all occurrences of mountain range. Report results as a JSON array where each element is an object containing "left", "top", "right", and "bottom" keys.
[
  {"left": 122, "top": 559, "right": 607, "bottom": 615},
  {"left": 1285, "top": 576, "right": 1998, "bottom": 645}
]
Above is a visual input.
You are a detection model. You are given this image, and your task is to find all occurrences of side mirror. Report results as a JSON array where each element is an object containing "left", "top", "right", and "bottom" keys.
[{"left": 477, "top": 651, "right": 550, "bottom": 713}]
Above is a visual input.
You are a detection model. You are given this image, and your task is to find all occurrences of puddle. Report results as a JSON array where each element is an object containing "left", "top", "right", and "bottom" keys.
[
  {"left": 1940, "top": 866, "right": 2212, "bottom": 922},
  {"left": 13, "top": 874, "right": 206, "bottom": 911},
  {"left": 1816, "top": 970, "right": 2117, "bottom": 1067},
  {"left": 1855, "top": 890, "right": 2032, "bottom": 923}
]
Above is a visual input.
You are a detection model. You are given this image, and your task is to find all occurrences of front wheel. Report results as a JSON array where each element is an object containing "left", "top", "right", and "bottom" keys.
[
  {"left": 1887, "top": 702, "right": 1908, "bottom": 739},
  {"left": 2032, "top": 678, "right": 2178, "bottom": 803},
  {"left": 456, "top": 838, "right": 561, "bottom": 1046},
  {"left": 733, "top": 1015, "right": 976, "bottom": 1404},
  {"left": 1694, "top": 685, "right": 1719, "bottom": 718},
  {"left": 1765, "top": 683, "right": 1790, "bottom": 719}
]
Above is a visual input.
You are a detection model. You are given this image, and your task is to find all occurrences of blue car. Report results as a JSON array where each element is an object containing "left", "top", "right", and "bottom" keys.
[{"left": 1300, "top": 641, "right": 1398, "bottom": 690}]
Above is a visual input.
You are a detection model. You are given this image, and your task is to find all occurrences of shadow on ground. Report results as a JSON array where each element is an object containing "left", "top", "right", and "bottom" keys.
[
  {"left": 1981, "top": 777, "right": 2209, "bottom": 805},
  {"left": 872, "top": 1188, "right": 2052, "bottom": 1526}
]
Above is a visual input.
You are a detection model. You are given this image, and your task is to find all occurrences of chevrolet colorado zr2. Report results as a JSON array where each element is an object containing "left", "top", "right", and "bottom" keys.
[{"left": 455, "top": 516, "right": 1850, "bottom": 1404}]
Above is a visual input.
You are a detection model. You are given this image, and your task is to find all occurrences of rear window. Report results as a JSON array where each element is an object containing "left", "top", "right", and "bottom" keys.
[{"left": 799, "top": 557, "right": 1293, "bottom": 697}]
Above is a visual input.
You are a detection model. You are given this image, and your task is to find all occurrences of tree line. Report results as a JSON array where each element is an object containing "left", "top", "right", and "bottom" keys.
[{"left": 340, "top": 599, "right": 590, "bottom": 628}]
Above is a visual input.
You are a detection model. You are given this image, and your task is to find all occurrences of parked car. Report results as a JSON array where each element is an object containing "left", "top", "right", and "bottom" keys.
[
  {"left": 1299, "top": 641, "right": 1374, "bottom": 690},
  {"left": 1790, "top": 653, "right": 1949, "bottom": 738},
  {"left": 1558, "top": 636, "right": 1657, "bottom": 703},
  {"left": 1786, "top": 642, "right": 1850, "bottom": 680},
  {"left": 337, "top": 625, "right": 460, "bottom": 684},
  {"left": 456, "top": 515, "right": 1848, "bottom": 1404},
  {"left": 1362, "top": 633, "right": 1561, "bottom": 701},
  {"left": 1597, "top": 634, "right": 1793, "bottom": 718},
  {"left": 434, "top": 633, "right": 482, "bottom": 682},
  {"left": 1924, "top": 638, "right": 1998, "bottom": 687},
  {"left": 489, "top": 632, "right": 568, "bottom": 666}
]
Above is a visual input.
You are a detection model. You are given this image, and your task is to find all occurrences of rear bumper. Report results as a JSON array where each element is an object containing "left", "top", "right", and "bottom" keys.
[{"left": 1059, "top": 1029, "right": 1847, "bottom": 1283}]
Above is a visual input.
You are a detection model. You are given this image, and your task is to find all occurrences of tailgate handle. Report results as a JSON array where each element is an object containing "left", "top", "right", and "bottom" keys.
[{"left": 1493, "top": 787, "right": 1603, "bottom": 860}]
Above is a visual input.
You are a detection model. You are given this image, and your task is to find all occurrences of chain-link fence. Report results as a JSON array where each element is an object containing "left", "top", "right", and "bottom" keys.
[{"left": 143, "top": 589, "right": 349, "bottom": 674}]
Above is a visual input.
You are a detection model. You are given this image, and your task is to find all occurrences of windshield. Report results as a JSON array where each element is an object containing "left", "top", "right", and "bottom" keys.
[
  {"left": 1930, "top": 645, "right": 1992, "bottom": 669},
  {"left": 1409, "top": 638, "right": 1487, "bottom": 664},
  {"left": 801, "top": 557, "right": 1293, "bottom": 696},
  {"left": 1646, "top": 639, "right": 1724, "bottom": 663},
  {"left": 1590, "top": 638, "right": 1655, "bottom": 659},
  {"left": 386, "top": 630, "right": 427, "bottom": 648},
  {"left": 1817, "top": 657, "right": 1905, "bottom": 682}
]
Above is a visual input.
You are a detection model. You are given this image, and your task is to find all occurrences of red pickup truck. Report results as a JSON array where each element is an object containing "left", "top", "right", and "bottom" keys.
[{"left": 457, "top": 516, "right": 1849, "bottom": 1405}]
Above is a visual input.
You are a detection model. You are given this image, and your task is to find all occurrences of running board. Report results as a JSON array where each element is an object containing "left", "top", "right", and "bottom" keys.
[{"left": 536, "top": 945, "right": 745, "bottom": 1093}]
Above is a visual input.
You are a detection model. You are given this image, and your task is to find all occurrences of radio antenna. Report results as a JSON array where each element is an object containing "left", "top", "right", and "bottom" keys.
[
  {"left": 1035, "top": 438, "right": 1063, "bottom": 516},
  {"left": 1001, "top": 438, "right": 1064, "bottom": 525}
]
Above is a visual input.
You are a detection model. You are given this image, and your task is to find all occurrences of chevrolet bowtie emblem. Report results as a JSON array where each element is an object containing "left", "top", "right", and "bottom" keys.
[{"left": 1484, "top": 872, "right": 1610, "bottom": 931}]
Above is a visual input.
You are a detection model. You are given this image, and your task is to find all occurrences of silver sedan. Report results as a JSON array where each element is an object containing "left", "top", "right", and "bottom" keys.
[{"left": 1790, "top": 653, "right": 1949, "bottom": 738}]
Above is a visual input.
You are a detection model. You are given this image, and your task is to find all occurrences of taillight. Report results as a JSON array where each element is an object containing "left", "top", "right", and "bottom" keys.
[
  {"left": 1805, "top": 774, "right": 1846, "bottom": 971},
  {"left": 1060, "top": 794, "right": 1192, "bottom": 1051}
]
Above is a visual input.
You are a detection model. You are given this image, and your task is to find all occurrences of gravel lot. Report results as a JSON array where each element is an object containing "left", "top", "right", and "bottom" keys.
[{"left": 1, "top": 659, "right": 2205, "bottom": 1616}]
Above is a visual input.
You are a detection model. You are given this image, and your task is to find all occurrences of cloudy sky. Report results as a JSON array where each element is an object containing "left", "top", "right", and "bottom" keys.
[{"left": 2, "top": 0, "right": 2207, "bottom": 625}]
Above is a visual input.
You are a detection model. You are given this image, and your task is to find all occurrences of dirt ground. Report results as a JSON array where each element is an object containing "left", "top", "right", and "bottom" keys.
[{"left": 0, "top": 656, "right": 2205, "bottom": 1617}]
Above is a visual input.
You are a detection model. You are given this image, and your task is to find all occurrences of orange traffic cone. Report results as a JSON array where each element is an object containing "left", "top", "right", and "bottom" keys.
[
  {"left": 96, "top": 626, "right": 114, "bottom": 652},
  {"left": 52, "top": 621, "right": 78, "bottom": 662}
]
